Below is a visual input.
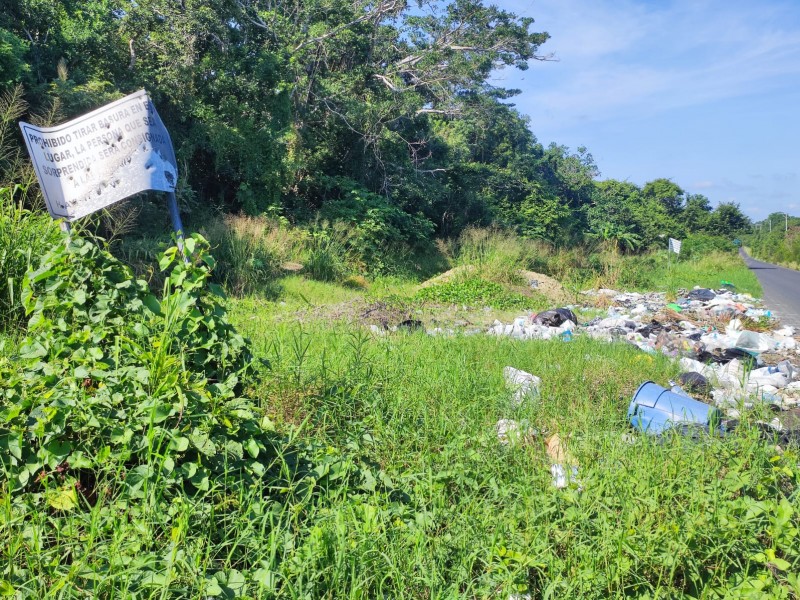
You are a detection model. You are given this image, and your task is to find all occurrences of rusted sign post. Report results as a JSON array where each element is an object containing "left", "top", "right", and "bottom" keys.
[{"left": 19, "top": 90, "right": 184, "bottom": 248}]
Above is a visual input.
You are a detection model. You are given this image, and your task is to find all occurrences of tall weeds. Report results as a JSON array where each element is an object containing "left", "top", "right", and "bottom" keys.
[
  {"left": 0, "top": 185, "right": 59, "bottom": 327},
  {"left": 303, "top": 221, "right": 357, "bottom": 282},
  {"left": 450, "top": 226, "right": 550, "bottom": 283},
  {"left": 203, "top": 214, "right": 303, "bottom": 295}
]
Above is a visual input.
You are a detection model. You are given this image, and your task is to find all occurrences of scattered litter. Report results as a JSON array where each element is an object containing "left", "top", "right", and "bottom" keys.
[
  {"left": 503, "top": 367, "right": 541, "bottom": 406},
  {"left": 544, "top": 433, "right": 573, "bottom": 463},
  {"left": 397, "top": 319, "right": 424, "bottom": 331},
  {"left": 496, "top": 419, "right": 531, "bottom": 445},
  {"left": 688, "top": 288, "right": 716, "bottom": 301},
  {"left": 677, "top": 372, "right": 711, "bottom": 395},
  {"left": 545, "top": 433, "right": 580, "bottom": 489},
  {"left": 550, "top": 463, "right": 579, "bottom": 489},
  {"left": 496, "top": 365, "right": 581, "bottom": 489},
  {"left": 485, "top": 285, "right": 799, "bottom": 418}
]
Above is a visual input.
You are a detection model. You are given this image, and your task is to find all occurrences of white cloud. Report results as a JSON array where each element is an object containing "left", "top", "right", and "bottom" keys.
[
  {"left": 495, "top": 0, "right": 800, "bottom": 125},
  {"left": 489, "top": 0, "right": 800, "bottom": 218},
  {"left": 691, "top": 181, "right": 715, "bottom": 189}
]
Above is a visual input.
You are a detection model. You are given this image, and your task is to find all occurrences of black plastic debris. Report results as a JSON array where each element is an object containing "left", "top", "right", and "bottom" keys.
[
  {"left": 678, "top": 371, "right": 711, "bottom": 395},
  {"left": 532, "top": 308, "right": 577, "bottom": 327},
  {"left": 397, "top": 319, "right": 424, "bottom": 331},
  {"left": 687, "top": 288, "right": 716, "bottom": 301},
  {"left": 637, "top": 322, "right": 664, "bottom": 338},
  {"left": 696, "top": 347, "right": 758, "bottom": 368}
]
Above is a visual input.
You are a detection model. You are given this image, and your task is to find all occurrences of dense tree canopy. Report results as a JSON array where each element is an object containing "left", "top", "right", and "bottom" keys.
[{"left": 1, "top": 0, "right": 750, "bottom": 252}]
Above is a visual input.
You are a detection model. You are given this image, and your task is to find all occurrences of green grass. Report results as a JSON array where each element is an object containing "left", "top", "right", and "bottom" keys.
[
  {"left": 415, "top": 277, "right": 551, "bottom": 311},
  {"left": 659, "top": 252, "right": 762, "bottom": 298},
  {"left": 1, "top": 231, "right": 789, "bottom": 598},
  {"left": 5, "top": 317, "right": 796, "bottom": 596},
  {"left": 224, "top": 318, "right": 796, "bottom": 598},
  {"left": 0, "top": 185, "right": 61, "bottom": 326},
  {"left": 562, "top": 251, "right": 762, "bottom": 300}
]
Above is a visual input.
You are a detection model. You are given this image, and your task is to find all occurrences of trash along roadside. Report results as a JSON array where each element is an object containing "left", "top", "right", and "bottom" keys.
[
  {"left": 490, "top": 285, "right": 800, "bottom": 489},
  {"left": 486, "top": 286, "right": 800, "bottom": 432}
]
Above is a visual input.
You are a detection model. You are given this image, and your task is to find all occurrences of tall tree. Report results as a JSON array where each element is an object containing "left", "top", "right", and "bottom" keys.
[
  {"left": 683, "top": 193, "right": 713, "bottom": 232},
  {"left": 711, "top": 202, "right": 750, "bottom": 237},
  {"left": 642, "top": 178, "right": 685, "bottom": 217}
]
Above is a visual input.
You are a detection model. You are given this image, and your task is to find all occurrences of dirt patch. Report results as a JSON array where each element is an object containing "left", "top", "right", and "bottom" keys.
[
  {"left": 517, "top": 269, "right": 565, "bottom": 302},
  {"left": 281, "top": 262, "right": 304, "bottom": 272},
  {"left": 282, "top": 299, "right": 418, "bottom": 329}
]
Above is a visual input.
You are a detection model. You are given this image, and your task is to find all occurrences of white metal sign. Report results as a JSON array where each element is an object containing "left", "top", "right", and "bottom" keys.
[{"left": 19, "top": 90, "right": 178, "bottom": 221}]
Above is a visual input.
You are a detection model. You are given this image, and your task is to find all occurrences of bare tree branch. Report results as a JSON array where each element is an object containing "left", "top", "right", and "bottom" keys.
[
  {"left": 372, "top": 74, "right": 405, "bottom": 92},
  {"left": 415, "top": 108, "right": 460, "bottom": 116}
]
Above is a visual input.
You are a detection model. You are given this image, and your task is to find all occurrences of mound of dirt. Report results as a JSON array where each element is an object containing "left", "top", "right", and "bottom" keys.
[
  {"left": 417, "top": 265, "right": 478, "bottom": 288},
  {"left": 282, "top": 299, "right": 416, "bottom": 329},
  {"left": 419, "top": 265, "right": 565, "bottom": 302},
  {"left": 517, "top": 269, "right": 565, "bottom": 302}
]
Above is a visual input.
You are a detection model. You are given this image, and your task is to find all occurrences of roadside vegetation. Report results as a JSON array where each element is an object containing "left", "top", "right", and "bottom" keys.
[
  {"left": 4, "top": 1, "right": 751, "bottom": 254},
  {"left": 0, "top": 1, "right": 787, "bottom": 596},
  {"left": 746, "top": 213, "right": 800, "bottom": 269},
  {"left": 0, "top": 192, "right": 782, "bottom": 597}
]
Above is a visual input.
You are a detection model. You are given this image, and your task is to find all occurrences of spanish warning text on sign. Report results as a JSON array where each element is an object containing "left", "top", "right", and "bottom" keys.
[{"left": 19, "top": 90, "right": 178, "bottom": 221}]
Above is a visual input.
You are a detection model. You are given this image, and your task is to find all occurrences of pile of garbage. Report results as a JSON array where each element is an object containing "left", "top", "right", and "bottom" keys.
[
  {"left": 487, "top": 286, "right": 800, "bottom": 432},
  {"left": 496, "top": 367, "right": 580, "bottom": 489}
]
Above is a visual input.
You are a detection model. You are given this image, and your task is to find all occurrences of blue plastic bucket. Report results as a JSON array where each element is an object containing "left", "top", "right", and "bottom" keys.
[{"left": 628, "top": 381, "right": 722, "bottom": 435}]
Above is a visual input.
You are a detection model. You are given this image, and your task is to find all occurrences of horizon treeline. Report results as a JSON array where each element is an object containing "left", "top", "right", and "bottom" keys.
[
  {"left": 2, "top": 0, "right": 750, "bottom": 253},
  {"left": 746, "top": 213, "right": 800, "bottom": 267}
]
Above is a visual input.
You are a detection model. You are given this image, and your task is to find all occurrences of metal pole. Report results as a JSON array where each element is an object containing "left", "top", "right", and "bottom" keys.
[
  {"left": 167, "top": 191, "right": 188, "bottom": 261},
  {"left": 786, "top": 213, "right": 788, "bottom": 233},
  {"left": 60, "top": 220, "right": 71, "bottom": 246}
]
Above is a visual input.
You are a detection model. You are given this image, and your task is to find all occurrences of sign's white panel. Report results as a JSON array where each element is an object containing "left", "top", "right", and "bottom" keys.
[{"left": 20, "top": 90, "right": 178, "bottom": 221}]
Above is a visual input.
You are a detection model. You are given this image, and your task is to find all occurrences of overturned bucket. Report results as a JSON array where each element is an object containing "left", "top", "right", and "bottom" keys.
[{"left": 628, "top": 381, "right": 722, "bottom": 435}]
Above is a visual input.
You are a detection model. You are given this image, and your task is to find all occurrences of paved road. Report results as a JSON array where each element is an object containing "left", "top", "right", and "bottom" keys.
[{"left": 740, "top": 249, "right": 800, "bottom": 328}]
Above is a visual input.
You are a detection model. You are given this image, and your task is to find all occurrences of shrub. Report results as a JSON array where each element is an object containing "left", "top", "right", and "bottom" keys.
[
  {"left": 318, "top": 177, "right": 436, "bottom": 274},
  {"left": 682, "top": 233, "right": 736, "bottom": 258},
  {"left": 203, "top": 214, "right": 301, "bottom": 296},
  {"left": 0, "top": 234, "right": 276, "bottom": 501},
  {"left": 0, "top": 234, "right": 404, "bottom": 596},
  {"left": 303, "top": 221, "right": 356, "bottom": 282}
]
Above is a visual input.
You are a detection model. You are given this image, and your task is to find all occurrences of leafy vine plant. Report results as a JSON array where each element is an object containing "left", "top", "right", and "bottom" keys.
[{"left": 0, "top": 232, "right": 285, "bottom": 506}]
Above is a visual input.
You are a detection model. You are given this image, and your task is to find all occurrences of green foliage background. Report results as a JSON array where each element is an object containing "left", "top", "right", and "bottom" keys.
[{"left": 1, "top": 0, "right": 751, "bottom": 256}]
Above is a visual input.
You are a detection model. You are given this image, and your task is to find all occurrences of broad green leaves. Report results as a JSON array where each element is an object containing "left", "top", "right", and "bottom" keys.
[{"left": 0, "top": 233, "right": 275, "bottom": 505}]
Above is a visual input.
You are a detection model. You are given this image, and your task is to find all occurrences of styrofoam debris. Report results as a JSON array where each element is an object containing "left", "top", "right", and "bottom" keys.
[
  {"left": 503, "top": 367, "right": 541, "bottom": 406},
  {"left": 496, "top": 419, "right": 524, "bottom": 445}
]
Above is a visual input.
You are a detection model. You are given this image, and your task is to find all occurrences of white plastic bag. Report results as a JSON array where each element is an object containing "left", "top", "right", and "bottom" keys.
[{"left": 503, "top": 367, "right": 541, "bottom": 407}]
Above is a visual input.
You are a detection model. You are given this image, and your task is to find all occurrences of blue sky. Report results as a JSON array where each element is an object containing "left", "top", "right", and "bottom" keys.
[{"left": 490, "top": 0, "right": 800, "bottom": 219}]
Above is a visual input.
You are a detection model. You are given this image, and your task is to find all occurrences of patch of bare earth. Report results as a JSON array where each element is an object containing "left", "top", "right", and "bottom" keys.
[{"left": 282, "top": 299, "right": 417, "bottom": 329}]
